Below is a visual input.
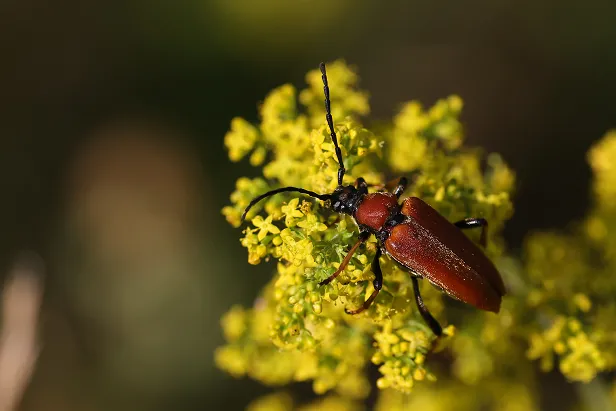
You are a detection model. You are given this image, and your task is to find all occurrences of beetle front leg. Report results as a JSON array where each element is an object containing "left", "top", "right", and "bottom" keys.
[
  {"left": 411, "top": 277, "right": 443, "bottom": 337},
  {"left": 345, "top": 248, "right": 383, "bottom": 315},
  {"left": 319, "top": 231, "right": 370, "bottom": 286},
  {"left": 454, "top": 218, "right": 488, "bottom": 247}
]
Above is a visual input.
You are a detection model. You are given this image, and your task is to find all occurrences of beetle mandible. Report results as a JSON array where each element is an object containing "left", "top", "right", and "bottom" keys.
[{"left": 240, "top": 62, "right": 506, "bottom": 336}]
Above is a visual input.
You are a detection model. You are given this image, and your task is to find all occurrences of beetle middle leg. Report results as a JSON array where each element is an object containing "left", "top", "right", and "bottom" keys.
[
  {"left": 411, "top": 277, "right": 443, "bottom": 337},
  {"left": 345, "top": 248, "right": 383, "bottom": 315},
  {"left": 319, "top": 231, "right": 370, "bottom": 286},
  {"left": 454, "top": 218, "right": 488, "bottom": 247}
]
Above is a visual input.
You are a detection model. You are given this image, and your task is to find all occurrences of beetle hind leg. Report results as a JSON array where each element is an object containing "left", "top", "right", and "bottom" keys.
[
  {"left": 345, "top": 248, "right": 383, "bottom": 315},
  {"left": 454, "top": 217, "right": 488, "bottom": 247},
  {"left": 411, "top": 277, "right": 443, "bottom": 337}
]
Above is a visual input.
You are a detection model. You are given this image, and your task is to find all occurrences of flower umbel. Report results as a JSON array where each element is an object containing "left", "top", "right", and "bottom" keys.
[
  {"left": 519, "top": 130, "right": 616, "bottom": 384},
  {"left": 220, "top": 60, "right": 521, "bottom": 405}
]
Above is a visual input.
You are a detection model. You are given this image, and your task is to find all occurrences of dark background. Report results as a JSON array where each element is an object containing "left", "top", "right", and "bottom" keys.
[{"left": 1, "top": 1, "right": 615, "bottom": 410}]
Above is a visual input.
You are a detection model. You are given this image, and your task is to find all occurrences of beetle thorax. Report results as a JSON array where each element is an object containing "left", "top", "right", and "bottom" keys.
[{"left": 354, "top": 192, "right": 399, "bottom": 231}]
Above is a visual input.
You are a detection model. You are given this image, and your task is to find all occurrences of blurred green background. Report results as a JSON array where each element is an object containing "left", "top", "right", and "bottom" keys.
[{"left": 1, "top": 1, "right": 616, "bottom": 410}]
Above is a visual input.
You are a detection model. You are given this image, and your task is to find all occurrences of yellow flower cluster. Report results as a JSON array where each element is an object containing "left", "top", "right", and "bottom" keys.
[
  {"left": 214, "top": 290, "right": 371, "bottom": 397},
  {"left": 527, "top": 316, "right": 607, "bottom": 382},
  {"left": 387, "top": 96, "right": 463, "bottom": 173},
  {"left": 520, "top": 130, "right": 616, "bottom": 383},
  {"left": 588, "top": 130, "right": 616, "bottom": 210},
  {"left": 219, "top": 60, "right": 515, "bottom": 404},
  {"left": 299, "top": 60, "right": 370, "bottom": 129},
  {"left": 371, "top": 320, "right": 455, "bottom": 392}
]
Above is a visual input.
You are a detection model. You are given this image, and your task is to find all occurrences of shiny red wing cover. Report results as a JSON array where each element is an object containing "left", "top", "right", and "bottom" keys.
[{"left": 384, "top": 197, "right": 506, "bottom": 312}]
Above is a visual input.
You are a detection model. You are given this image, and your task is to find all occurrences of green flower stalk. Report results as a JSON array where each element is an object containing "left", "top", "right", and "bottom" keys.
[{"left": 217, "top": 60, "right": 516, "bottom": 404}]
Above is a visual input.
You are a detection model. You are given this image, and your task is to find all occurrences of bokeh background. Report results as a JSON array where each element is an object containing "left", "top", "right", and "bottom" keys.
[{"left": 1, "top": 1, "right": 616, "bottom": 410}]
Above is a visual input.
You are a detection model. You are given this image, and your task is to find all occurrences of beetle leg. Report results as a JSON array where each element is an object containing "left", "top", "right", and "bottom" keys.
[
  {"left": 319, "top": 231, "right": 370, "bottom": 286},
  {"left": 355, "top": 177, "right": 369, "bottom": 195},
  {"left": 411, "top": 277, "right": 443, "bottom": 337},
  {"left": 372, "top": 177, "right": 409, "bottom": 195},
  {"left": 393, "top": 177, "right": 408, "bottom": 198},
  {"left": 454, "top": 218, "right": 488, "bottom": 247},
  {"left": 345, "top": 248, "right": 383, "bottom": 315}
]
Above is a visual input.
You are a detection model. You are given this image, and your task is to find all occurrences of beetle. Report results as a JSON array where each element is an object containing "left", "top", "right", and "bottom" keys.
[{"left": 240, "top": 62, "right": 506, "bottom": 336}]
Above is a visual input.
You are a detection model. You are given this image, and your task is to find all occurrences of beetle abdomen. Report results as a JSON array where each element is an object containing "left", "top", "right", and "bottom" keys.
[
  {"left": 354, "top": 192, "right": 399, "bottom": 231},
  {"left": 402, "top": 197, "right": 506, "bottom": 296},
  {"left": 384, "top": 197, "right": 506, "bottom": 312}
]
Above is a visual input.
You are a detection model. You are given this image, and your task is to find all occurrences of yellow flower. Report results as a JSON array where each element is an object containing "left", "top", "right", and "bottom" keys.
[
  {"left": 297, "top": 213, "right": 328, "bottom": 236},
  {"left": 247, "top": 393, "right": 293, "bottom": 411},
  {"left": 297, "top": 395, "right": 361, "bottom": 411},
  {"left": 260, "top": 84, "right": 297, "bottom": 134},
  {"left": 220, "top": 305, "right": 246, "bottom": 342},
  {"left": 372, "top": 320, "right": 437, "bottom": 393},
  {"left": 224, "top": 117, "right": 259, "bottom": 162},
  {"left": 281, "top": 198, "right": 304, "bottom": 227},
  {"left": 588, "top": 130, "right": 616, "bottom": 209},
  {"left": 214, "top": 345, "right": 247, "bottom": 377},
  {"left": 252, "top": 215, "right": 281, "bottom": 241},
  {"left": 279, "top": 228, "right": 316, "bottom": 267}
]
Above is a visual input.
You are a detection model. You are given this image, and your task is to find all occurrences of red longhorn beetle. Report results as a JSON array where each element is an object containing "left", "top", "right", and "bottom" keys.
[{"left": 240, "top": 62, "right": 506, "bottom": 336}]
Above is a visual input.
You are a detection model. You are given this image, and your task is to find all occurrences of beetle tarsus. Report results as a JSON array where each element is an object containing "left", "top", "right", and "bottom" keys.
[
  {"left": 454, "top": 217, "right": 488, "bottom": 247},
  {"left": 344, "top": 248, "right": 383, "bottom": 315},
  {"left": 412, "top": 277, "right": 443, "bottom": 337}
]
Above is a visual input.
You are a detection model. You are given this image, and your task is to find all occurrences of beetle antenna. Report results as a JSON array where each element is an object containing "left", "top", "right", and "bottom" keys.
[
  {"left": 241, "top": 187, "right": 330, "bottom": 221},
  {"left": 320, "top": 62, "right": 345, "bottom": 186}
]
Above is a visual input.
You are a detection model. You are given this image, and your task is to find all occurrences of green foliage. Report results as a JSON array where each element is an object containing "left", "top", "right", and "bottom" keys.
[{"left": 217, "top": 61, "right": 616, "bottom": 409}]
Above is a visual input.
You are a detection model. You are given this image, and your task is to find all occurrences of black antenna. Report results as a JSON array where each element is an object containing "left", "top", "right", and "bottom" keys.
[
  {"left": 241, "top": 187, "right": 330, "bottom": 221},
  {"left": 320, "top": 62, "right": 346, "bottom": 186}
]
